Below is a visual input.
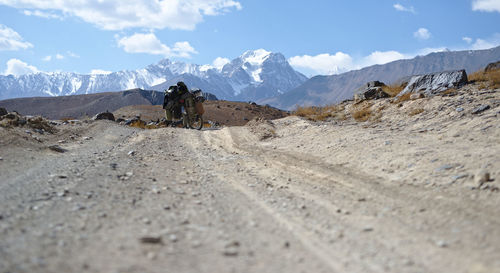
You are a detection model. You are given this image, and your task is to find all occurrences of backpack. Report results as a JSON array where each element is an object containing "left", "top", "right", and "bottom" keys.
[{"left": 163, "top": 86, "right": 178, "bottom": 110}]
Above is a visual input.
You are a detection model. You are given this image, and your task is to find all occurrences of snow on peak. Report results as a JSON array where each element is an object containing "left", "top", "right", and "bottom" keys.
[
  {"left": 241, "top": 49, "right": 271, "bottom": 66},
  {"left": 199, "top": 64, "right": 213, "bottom": 72},
  {"left": 237, "top": 49, "right": 272, "bottom": 83}
]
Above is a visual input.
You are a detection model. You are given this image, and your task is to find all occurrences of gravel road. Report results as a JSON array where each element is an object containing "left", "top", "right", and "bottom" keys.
[{"left": 1, "top": 114, "right": 499, "bottom": 272}]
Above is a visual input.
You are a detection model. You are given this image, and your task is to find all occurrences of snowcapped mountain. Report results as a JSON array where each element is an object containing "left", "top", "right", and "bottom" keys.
[
  {"left": 0, "top": 49, "right": 308, "bottom": 102},
  {"left": 220, "top": 49, "right": 308, "bottom": 100}
]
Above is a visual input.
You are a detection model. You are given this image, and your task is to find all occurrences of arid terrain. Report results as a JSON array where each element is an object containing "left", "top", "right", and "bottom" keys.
[
  {"left": 0, "top": 82, "right": 499, "bottom": 273},
  {"left": 113, "top": 100, "right": 289, "bottom": 127}
]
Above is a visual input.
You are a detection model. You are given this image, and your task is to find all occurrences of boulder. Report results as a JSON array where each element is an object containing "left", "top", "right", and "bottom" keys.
[
  {"left": 366, "top": 81, "right": 385, "bottom": 88},
  {"left": 354, "top": 81, "right": 390, "bottom": 101},
  {"left": 204, "top": 92, "right": 218, "bottom": 101},
  {"left": 4, "top": 112, "right": 18, "bottom": 120},
  {"left": 397, "top": 70, "right": 468, "bottom": 98},
  {"left": 484, "top": 60, "right": 500, "bottom": 72},
  {"left": 0, "top": 107, "right": 7, "bottom": 116},
  {"left": 93, "top": 112, "right": 115, "bottom": 121},
  {"left": 471, "top": 104, "right": 490, "bottom": 114}
]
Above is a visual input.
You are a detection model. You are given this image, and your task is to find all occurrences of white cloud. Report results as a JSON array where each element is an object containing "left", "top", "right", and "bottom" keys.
[
  {"left": 472, "top": 0, "right": 500, "bottom": 13},
  {"left": 290, "top": 51, "right": 401, "bottom": 76},
  {"left": 117, "top": 33, "right": 197, "bottom": 58},
  {"left": 213, "top": 57, "right": 230, "bottom": 70},
  {"left": 361, "top": 51, "right": 406, "bottom": 67},
  {"left": 195, "top": 0, "right": 242, "bottom": 15},
  {"left": 288, "top": 32, "right": 500, "bottom": 76},
  {"left": 472, "top": 39, "right": 495, "bottom": 49},
  {"left": 289, "top": 52, "right": 354, "bottom": 75},
  {"left": 172, "top": 42, "right": 198, "bottom": 58},
  {"left": 393, "top": 3, "right": 416, "bottom": 13},
  {"left": 118, "top": 33, "right": 170, "bottom": 55},
  {"left": 469, "top": 33, "right": 500, "bottom": 50},
  {"left": 416, "top": 47, "right": 449, "bottom": 56},
  {"left": 42, "top": 52, "right": 77, "bottom": 62},
  {"left": 0, "top": 24, "right": 33, "bottom": 51},
  {"left": 288, "top": 49, "right": 443, "bottom": 76},
  {"left": 23, "top": 9, "right": 62, "bottom": 19},
  {"left": 414, "top": 28, "right": 431, "bottom": 40},
  {"left": 90, "top": 69, "right": 112, "bottom": 75},
  {"left": 67, "top": 51, "right": 80, "bottom": 58},
  {"left": 200, "top": 57, "right": 230, "bottom": 72},
  {"left": 3, "top": 59, "right": 39, "bottom": 76},
  {"left": 2, "top": 0, "right": 241, "bottom": 30}
]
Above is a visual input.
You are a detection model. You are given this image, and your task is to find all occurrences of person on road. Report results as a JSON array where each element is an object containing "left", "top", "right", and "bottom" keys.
[{"left": 163, "top": 81, "right": 196, "bottom": 127}]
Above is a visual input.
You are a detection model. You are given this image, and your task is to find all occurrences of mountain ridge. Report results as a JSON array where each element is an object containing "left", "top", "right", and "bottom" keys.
[
  {"left": 0, "top": 88, "right": 164, "bottom": 120},
  {"left": 0, "top": 49, "right": 308, "bottom": 103},
  {"left": 262, "top": 46, "right": 500, "bottom": 110}
]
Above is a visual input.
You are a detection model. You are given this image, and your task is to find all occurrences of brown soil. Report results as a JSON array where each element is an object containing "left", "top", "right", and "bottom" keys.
[{"left": 113, "top": 100, "right": 289, "bottom": 126}]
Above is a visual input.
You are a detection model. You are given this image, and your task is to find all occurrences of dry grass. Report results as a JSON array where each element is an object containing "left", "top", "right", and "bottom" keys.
[
  {"left": 469, "top": 68, "right": 500, "bottom": 89},
  {"left": 128, "top": 120, "right": 147, "bottom": 129},
  {"left": 382, "top": 83, "right": 406, "bottom": 97},
  {"left": 370, "top": 104, "right": 387, "bottom": 122},
  {"left": 408, "top": 108, "right": 424, "bottom": 116},
  {"left": 394, "top": 92, "right": 412, "bottom": 103},
  {"left": 294, "top": 101, "right": 379, "bottom": 123},
  {"left": 351, "top": 102, "right": 373, "bottom": 122},
  {"left": 352, "top": 108, "right": 372, "bottom": 122},
  {"left": 441, "top": 88, "right": 458, "bottom": 96},
  {"left": 293, "top": 104, "right": 345, "bottom": 121},
  {"left": 128, "top": 120, "right": 162, "bottom": 130},
  {"left": 60, "top": 117, "right": 77, "bottom": 122}
]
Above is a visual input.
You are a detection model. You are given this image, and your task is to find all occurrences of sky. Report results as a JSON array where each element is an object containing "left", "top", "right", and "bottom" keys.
[{"left": 1, "top": 0, "right": 500, "bottom": 77}]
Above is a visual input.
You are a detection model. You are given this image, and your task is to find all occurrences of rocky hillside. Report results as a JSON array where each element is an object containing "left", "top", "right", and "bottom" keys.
[
  {"left": 263, "top": 46, "right": 500, "bottom": 110},
  {"left": 0, "top": 89, "right": 165, "bottom": 120},
  {"left": 0, "top": 49, "right": 308, "bottom": 103}
]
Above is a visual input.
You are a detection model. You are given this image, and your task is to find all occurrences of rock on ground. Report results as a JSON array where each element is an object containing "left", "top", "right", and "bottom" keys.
[
  {"left": 484, "top": 60, "right": 500, "bottom": 72},
  {"left": 354, "top": 81, "right": 390, "bottom": 101},
  {"left": 397, "top": 70, "right": 468, "bottom": 97},
  {"left": 93, "top": 111, "right": 115, "bottom": 121},
  {"left": 0, "top": 107, "right": 7, "bottom": 116}
]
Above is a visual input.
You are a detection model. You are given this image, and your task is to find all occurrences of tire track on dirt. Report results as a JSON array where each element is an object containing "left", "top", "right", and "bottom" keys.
[
  {"left": 181, "top": 130, "right": 359, "bottom": 272},
  {"left": 189, "top": 129, "right": 409, "bottom": 272},
  {"left": 188, "top": 126, "right": 500, "bottom": 272}
]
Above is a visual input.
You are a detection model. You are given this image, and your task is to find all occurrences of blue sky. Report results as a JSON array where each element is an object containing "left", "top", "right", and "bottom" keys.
[{"left": 1, "top": 0, "right": 500, "bottom": 77}]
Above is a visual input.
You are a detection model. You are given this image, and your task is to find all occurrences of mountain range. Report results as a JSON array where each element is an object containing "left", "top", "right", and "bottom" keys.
[
  {"left": 263, "top": 46, "right": 500, "bottom": 110},
  {"left": 0, "top": 49, "right": 307, "bottom": 103},
  {"left": 1, "top": 46, "right": 500, "bottom": 111}
]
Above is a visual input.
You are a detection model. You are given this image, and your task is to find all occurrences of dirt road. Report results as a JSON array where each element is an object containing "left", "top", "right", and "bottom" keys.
[{"left": 1, "top": 114, "right": 499, "bottom": 272}]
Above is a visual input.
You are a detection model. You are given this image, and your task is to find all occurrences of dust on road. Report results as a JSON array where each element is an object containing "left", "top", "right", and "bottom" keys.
[{"left": 0, "top": 112, "right": 499, "bottom": 272}]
